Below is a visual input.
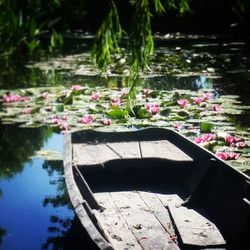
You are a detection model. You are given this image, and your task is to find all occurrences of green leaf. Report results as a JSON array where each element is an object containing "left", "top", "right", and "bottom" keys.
[
  {"left": 107, "top": 108, "right": 126, "bottom": 119},
  {"left": 200, "top": 121, "right": 214, "bottom": 132}
]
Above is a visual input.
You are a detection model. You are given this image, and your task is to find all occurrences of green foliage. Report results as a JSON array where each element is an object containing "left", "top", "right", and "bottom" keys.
[{"left": 92, "top": 0, "right": 122, "bottom": 70}]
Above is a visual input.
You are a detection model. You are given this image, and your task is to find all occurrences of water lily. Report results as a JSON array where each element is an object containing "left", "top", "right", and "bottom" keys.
[
  {"left": 111, "top": 97, "right": 121, "bottom": 107},
  {"left": 193, "top": 97, "right": 204, "bottom": 105},
  {"left": 145, "top": 103, "right": 160, "bottom": 115},
  {"left": 215, "top": 152, "right": 240, "bottom": 160},
  {"left": 236, "top": 141, "right": 247, "bottom": 148},
  {"left": 102, "top": 118, "right": 112, "bottom": 126},
  {"left": 202, "top": 92, "right": 213, "bottom": 101},
  {"left": 21, "top": 108, "right": 32, "bottom": 114},
  {"left": 225, "top": 135, "right": 240, "bottom": 146},
  {"left": 71, "top": 85, "right": 82, "bottom": 91},
  {"left": 194, "top": 133, "right": 216, "bottom": 144},
  {"left": 213, "top": 104, "right": 221, "bottom": 111},
  {"left": 78, "top": 115, "right": 94, "bottom": 125},
  {"left": 143, "top": 88, "right": 152, "bottom": 97},
  {"left": 3, "top": 94, "right": 29, "bottom": 103},
  {"left": 59, "top": 122, "right": 70, "bottom": 131},
  {"left": 91, "top": 92, "right": 101, "bottom": 101},
  {"left": 177, "top": 99, "right": 189, "bottom": 108}
]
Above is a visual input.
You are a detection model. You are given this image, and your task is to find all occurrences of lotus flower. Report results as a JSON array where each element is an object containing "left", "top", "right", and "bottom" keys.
[
  {"left": 71, "top": 85, "right": 81, "bottom": 91},
  {"left": 145, "top": 103, "right": 160, "bottom": 115},
  {"left": 202, "top": 92, "right": 213, "bottom": 101},
  {"left": 91, "top": 92, "right": 101, "bottom": 101},
  {"left": 193, "top": 97, "right": 204, "bottom": 105},
  {"left": 225, "top": 135, "right": 240, "bottom": 146},
  {"left": 21, "top": 108, "right": 32, "bottom": 114},
  {"left": 78, "top": 115, "right": 94, "bottom": 125},
  {"left": 215, "top": 152, "right": 240, "bottom": 160},
  {"left": 102, "top": 118, "right": 112, "bottom": 126},
  {"left": 177, "top": 99, "right": 189, "bottom": 108},
  {"left": 236, "top": 141, "right": 247, "bottom": 148},
  {"left": 213, "top": 104, "right": 221, "bottom": 111},
  {"left": 3, "top": 94, "right": 29, "bottom": 103},
  {"left": 194, "top": 133, "right": 216, "bottom": 144},
  {"left": 111, "top": 97, "right": 121, "bottom": 107}
]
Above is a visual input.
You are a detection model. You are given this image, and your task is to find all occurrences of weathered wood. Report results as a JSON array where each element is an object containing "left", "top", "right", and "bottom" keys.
[
  {"left": 73, "top": 143, "right": 120, "bottom": 165},
  {"left": 140, "top": 140, "right": 192, "bottom": 161},
  {"left": 110, "top": 191, "right": 179, "bottom": 250},
  {"left": 168, "top": 204, "right": 226, "bottom": 247},
  {"left": 94, "top": 192, "right": 143, "bottom": 250},
  {"left": 75, "top": 203, "right": 113, "bottom": 250},
  {"left": 64, "top": 133, "right": 84, "bottom": 208},
  {"left": 156, "top": 194, "right": 184, "bottom": 208},
  {"left": 139, "top": 192, "right": 179, "bottom": 245},
  {"left": 107, "top": 142, "right": 141, "bottom": 159}
]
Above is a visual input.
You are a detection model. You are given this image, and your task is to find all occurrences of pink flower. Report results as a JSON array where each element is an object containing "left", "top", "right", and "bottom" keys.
[
  {"left": 213, "top": 104, "right": 221, "bottom": 111},
  {"left": 143, "top": 88, "right": 152, "bottom": 97},
  {"left": 194, "top": 133, "right": 216, "bottom": 144},
  {"left": 90, "top": 92, "right": 101, "bottom": 101},
  {"left": 202, "top": 92, "right": 213, "bottom": 101},
  {"left": 71, "top": 85, "right": 81, "bottom": 91},
  {"left": 3, "top": 94, "right": 21, "bottom": 103},
  {"left": 102, "top": 118, "right": 112, "bottom": 126},
  {"left": 215, "top": 152, "right": 228, "bottom": 160},
  {"left": 111, "top": 97, "right": 121, "bottom": 107},
  {"left": 236, "top": 141, "right": 247, "bottom": 148},
  {"left": 225, "top": 135, "right": 240, "bottom": 146},
  {"left": 59, "top": 122, "right": 70, "bottom": 131},
  {"left": 193, "top": 97, "right": 204, "bottom": 105},
  {"left": 177, "top": 99, "right": 189, "bottom": 108},
  {"left": 21, "top": 108, "right": 32, "bottom": 114},
  {"left": 20, "top": 96, "right": 30, "bottom": 102},
  {"left": 215, "top": 152, "right": 240, "bottom": 160},
  {"left": 78, "top": 115, "right": 94, "bottom": 125},
  {"left": 145, "top": 103, "right": 160, "bottom": 115}
]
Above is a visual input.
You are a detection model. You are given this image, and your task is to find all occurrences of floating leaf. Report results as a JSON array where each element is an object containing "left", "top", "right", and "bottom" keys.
[{"left": 200, "top": 121, "right": 214, "bottom": 132}]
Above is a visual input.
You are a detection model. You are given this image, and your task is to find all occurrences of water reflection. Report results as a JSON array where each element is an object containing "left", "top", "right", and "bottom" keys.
[{"left": 0, "top": 126, "right": 77, "bottom": 250}]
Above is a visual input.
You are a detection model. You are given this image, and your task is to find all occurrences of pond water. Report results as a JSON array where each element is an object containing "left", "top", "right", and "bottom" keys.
[{"left": 0, "top": 34, "right": 250, "bottom": 249}]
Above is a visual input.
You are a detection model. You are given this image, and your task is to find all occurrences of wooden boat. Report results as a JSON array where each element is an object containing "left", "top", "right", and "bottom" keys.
[{"left": 64, "top": 128, "right": 250, "bottom": 249}]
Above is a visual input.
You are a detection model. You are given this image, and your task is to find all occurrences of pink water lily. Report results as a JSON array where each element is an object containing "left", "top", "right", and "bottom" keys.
[
  {"left": 194, "top": 133, "right": 216, "bottom": 144},
  {"left": 177, "top": 99, "right": 189, "bottom": 108},
  {"left": 21, "top": 108, "right": 32, "bottom": 114},
  {"left": 111, "top": 97, "right": 121, "bottom": 107},
  {"left": 143, "top": 88, "right": 152, "bottom": 97},
  {"left": 78, "top": 115, "right": 94, "bottom": 125},
  {"left": 193, "top": 97, "right": 204, "bottom": 105},
  {"left": 91, "top": 92, "right": 101, "bottom": 101},
  {"left": 215, "top": 152, "right": 240, "bottom": 161},
  {"left": 202, "top": 92, "right": 213, "bottom": 101},
  {"left": 71, "top": 85, "right": 82, "bottom": 91},
  {"left": 236, "top": 141, "right": 247, "bottom": 148},
  {"left": 225, "top": 135, "right": 240, "bottom": 146},
  {"left": 102, "top": 118, "right": 112, "bottom": 126},
  {"left": 3, "top": 94, "right": 30, "bottom": 103},
  {"left": 52, "top": 117, "right": 70, "bottom": 130},
  {"left": 145, "top": 103, "right": 160, "bottom": 114},
  {"left": 213, "top": 104, "right": 221, "bottom": 111}
]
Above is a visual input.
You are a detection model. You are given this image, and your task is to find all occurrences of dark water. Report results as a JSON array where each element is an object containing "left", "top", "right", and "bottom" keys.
[
  {"left": 0, "top": 35, "right": 250, "bottom": 249},
  {"left": 0, "top": 125, "right": 99, "bottom": 250}
]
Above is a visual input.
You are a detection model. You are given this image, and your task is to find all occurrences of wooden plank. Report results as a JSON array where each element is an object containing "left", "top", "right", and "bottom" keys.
[
  {"left": 107, "top": 142, "right": 141, "bottom": 159},
  {"left": 110, "top": 191, "right": 179, "bottom": 250},
  {"left": 156, "top": 194, "right": 184, "bottom": 208},
  {"left": 73, "top": 143, "right": 120, "bottom": 165},
  {"left": 94, "top": 192, "right": 143, "bottom": 250},
  {"left": 75, "top": 203, "right": 113, "bottom": 250},
  {"left": 168, "top": 204, "right": 226, "bottom": 247},
  {"left": 139, "top": 192, "right": 179, "bottom": 246},
  {"left": 140, "top": 140, "right": 192, "bottom": 161}
]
